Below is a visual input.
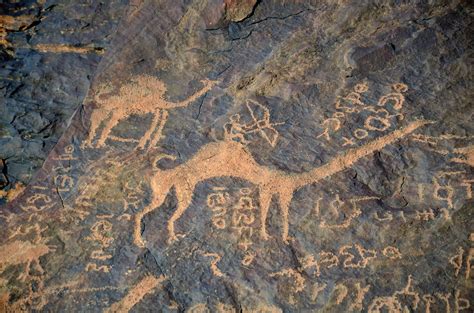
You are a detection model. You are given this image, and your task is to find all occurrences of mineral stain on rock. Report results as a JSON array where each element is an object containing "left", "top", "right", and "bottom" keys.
[{"left": 0, "top": 0, "right": 473, "bottom": 311}]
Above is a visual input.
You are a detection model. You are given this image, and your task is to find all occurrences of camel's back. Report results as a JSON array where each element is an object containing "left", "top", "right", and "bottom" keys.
[{"left": 182, "top": 141, "right": 271, "bottom": 182}]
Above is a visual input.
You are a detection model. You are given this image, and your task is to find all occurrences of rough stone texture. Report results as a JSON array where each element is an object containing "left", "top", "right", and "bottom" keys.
[
  {"left": 0, "top": 0, "right": 473, "bottom": 312},
  {"left": 0, "top": 0, "right": 129, "bottom": 199}
]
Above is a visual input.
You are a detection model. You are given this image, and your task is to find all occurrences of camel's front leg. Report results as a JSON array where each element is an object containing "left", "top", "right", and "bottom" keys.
[
  {"left": 147, "top": 110, "right": 169, "bottom": 151},
  {"left": 137, "top": 110, "right": 163, "bottom": 150},
  {"left": 18, "top": 260, "right": 32, "bottom": 281},
  {"left": 96, "top": 112, "right": 122, "bottom": 147},
  {"left": 167, "top": 186, "right": 193, "bottom": 244},
  {"left": 259, "top": 187, "right": 273, "bottom": 241},
  {"left": 134, "top": 186, "right": 171, "bottom": 248}
]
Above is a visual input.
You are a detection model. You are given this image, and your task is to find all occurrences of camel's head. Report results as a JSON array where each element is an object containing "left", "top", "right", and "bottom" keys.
[{"left": 201, "top": 79, "right": 219, "bottom": 89}]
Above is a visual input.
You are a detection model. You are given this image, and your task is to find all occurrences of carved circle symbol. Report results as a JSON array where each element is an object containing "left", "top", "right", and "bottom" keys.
[
  {"left": 23, "top": 194, "right": 53, "bottom": 211},
  {"left": 368, "top": 297, "right": 403, "bottom": 313},
  {"left": 364, "top": 116, "right": 391, "bottom": 132},
  {"left": 64, "top": 145, "right": 75, "bottom": 154},
  {"left": 212, "top": 217, "right": 226, "bottom": 229},
  {"left": 354, "top": 128, "right": 369, "bottom": 139},
  {"left": 382, "top": 246, "right": 402, "bottom": 260}
]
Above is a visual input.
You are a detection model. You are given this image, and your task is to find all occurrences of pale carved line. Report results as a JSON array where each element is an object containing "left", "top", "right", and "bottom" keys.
[
  {"left": 105, "top": 275, "right": 166, "bottom": 313},
  {"left": 202, "top": 252, "right": 225, "bottom": 278}
]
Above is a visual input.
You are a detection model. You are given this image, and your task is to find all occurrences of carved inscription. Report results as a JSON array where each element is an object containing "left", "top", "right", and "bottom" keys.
[
  {"left": 318, "top": 82, "right": 407, "bottom": 146},
  {"left": 300, "top": 244, "right": 400, "bottom": 277},
  {"left": 85, "top": 216, "right": 114, "bottom": 273}
]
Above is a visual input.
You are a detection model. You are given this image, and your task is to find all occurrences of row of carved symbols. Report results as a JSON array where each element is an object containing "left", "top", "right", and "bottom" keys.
[
  {"left": 368, "top": 275, "right": 470, "bottom": 313},
  {"left": 85, "top": 214, "right": 114, "bottom": 273},
  {"left": 207, "top": 187, "right": 257, "bottom": 266},
  {"left": 317, "top": 82, "right": 407, "bottom": 147},
  {"left": 269, "top": 272, "right": 470, "bottom": 312},
  {"left": 0, "top": 145, "right": 79, "bottom": 309},
  {"left": 298, "top": 244, "right": 401, "bottom": 277},
  {"left": 448, "top": 233, "right": 474, "bottom": 281},
  {"left": 314, "top": 194, "right": 378, "bottom": 229}
]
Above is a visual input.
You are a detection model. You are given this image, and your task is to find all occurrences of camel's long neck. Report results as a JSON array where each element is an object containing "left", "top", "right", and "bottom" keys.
[{"left": 292, "top": 120, "right": 429, "bottom": 188}]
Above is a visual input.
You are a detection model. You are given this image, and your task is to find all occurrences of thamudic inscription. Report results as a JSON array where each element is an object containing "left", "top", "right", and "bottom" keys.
[{"left": 0, "top": 44, "right": 471, "bottom": 311}]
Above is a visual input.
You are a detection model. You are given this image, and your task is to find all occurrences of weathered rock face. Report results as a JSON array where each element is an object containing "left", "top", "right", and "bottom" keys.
[
  {"left": 0, "top": 0, "right": 129, "bottom": 198},
  {"left": 0, "top": 0, "right": 473, "bottom": 312}
]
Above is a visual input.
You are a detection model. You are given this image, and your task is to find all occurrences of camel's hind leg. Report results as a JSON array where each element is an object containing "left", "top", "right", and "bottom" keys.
[
  {"left": 259, "top": 187, "right": 273, "bottom": 241},
  {"left": 134, "top": 188, "right": 170, "bottom": 248},
  {"left": 83, "top": 109, "right": 108, "bottom": 148},
  {"left": 167, "top": 185, "right": 194, "bottom": 244}
]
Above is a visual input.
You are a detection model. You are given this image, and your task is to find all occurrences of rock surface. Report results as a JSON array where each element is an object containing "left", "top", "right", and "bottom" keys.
[
  {"left": 0, "top": 0, "right": 129, "bottom": 198},
  {"left": 0, "top": 0, "right": 473, "bottom": 312}
]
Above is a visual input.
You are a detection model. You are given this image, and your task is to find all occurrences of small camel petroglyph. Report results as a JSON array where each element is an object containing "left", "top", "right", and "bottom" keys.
[
  {"left": 133, "top": 119, "right": 430, "bottom": 247},
  {"left": 82, "top": 75, "right": 217, "bottom": 150},
  {"left": 0, "top": 240, "right": 55, "bottom": 283}
]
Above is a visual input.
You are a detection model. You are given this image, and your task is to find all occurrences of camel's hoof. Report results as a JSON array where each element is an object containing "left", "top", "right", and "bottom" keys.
[
  {"left": 283, "top": 236, "right": 295, "bottom": 245},
  {"left": 167, "top": 233, "right": 185, "bottom": 245},
  {"left": 167, "top": 236, "right": 178, "bottom": 245},
  {"left": 134, "top": 238, "right": 146, "bottom": 248},
  {"left": 135, "top": 143, "right": 147, "bottom": 150}
]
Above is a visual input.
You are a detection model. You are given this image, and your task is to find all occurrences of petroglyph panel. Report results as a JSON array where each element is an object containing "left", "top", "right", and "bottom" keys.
[{"left": 0, "top": 0, "right": 472, "bottom": 311}]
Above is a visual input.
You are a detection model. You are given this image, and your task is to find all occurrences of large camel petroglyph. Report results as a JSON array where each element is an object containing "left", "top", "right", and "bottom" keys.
[
  {"left": 82, "top": 75, "right": 217, "bottom": 150},
  {"left": 134, "top": 119, "right": 431, "bottom": 247}
]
